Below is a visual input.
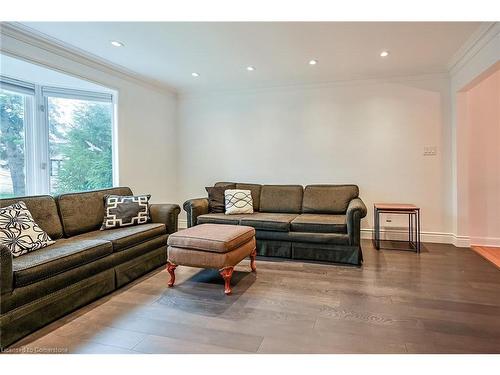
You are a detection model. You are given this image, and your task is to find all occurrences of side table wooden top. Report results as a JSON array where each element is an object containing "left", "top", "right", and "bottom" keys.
[{"left": 374, "top": 203, "right": 419, "bottom": 210}]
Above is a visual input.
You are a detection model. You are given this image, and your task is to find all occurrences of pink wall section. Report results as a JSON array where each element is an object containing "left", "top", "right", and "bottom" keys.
[{"left": 458, "top": 69, "right": 500, "bottom": 245}]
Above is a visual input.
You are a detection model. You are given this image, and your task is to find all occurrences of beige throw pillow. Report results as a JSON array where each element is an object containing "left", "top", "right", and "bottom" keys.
[{"left": 224, "top": 189, "right": 254, "bottom": 215}]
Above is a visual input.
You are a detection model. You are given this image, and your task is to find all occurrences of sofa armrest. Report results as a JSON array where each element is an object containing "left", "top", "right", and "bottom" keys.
[
  {"left": 183, "top": 198, "right": 209, "bottom": 227},
  {"left": 1, "top": 244, "right": 13, "bottom": 295},
  {"left": 150, "top": 204, "right": 181, "bottom": 234},
  {"left": 346, "top": 198, "right": 367, "bottom": 246}
]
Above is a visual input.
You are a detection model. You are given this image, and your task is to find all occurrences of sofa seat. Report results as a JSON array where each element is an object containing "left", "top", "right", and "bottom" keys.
[
  {"left": 74, "top": 223, "right": 167, "bottom": 252},
  {"left": 240, "top": 213, "right": 298, "bottom": 232},
  {"left": 291, "top": 214, "right": 347, "bottom": 233},
  {"left": 12, "top": 239, "right": 112, "bottom": 288},
  {"left": 197, "top": 213, "right": 251, "bottom": 225}
]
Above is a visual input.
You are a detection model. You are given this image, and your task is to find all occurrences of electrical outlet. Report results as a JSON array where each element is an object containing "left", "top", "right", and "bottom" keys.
[{"left": 423, "top": 146, "right": 437, "bottom": 156}]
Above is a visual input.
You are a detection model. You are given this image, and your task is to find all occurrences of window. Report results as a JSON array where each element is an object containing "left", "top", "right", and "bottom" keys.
[{"left": 0, "top": 76, "right": 115, "bottom": 197}]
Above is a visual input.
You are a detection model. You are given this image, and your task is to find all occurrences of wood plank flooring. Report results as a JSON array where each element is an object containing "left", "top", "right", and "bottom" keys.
[
  {"left": 8, "top": 240, "right": 500, "bottom": 354},
  {"left": 472, "top": 246, "right": 500, "bottom": 269}
]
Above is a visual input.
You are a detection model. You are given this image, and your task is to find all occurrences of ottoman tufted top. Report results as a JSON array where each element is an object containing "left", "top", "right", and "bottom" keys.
[{"left": 167, "top": 224, "right": 255, "bottom": 253}]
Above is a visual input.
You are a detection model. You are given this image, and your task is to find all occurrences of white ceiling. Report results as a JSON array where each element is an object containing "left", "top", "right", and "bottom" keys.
[{"left": 21, "top": 22, "right": 482, "bottom": 92}]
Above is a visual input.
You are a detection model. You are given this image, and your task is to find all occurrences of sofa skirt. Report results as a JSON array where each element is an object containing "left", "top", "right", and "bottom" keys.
[
  {"left": 0, "top": 269, "right": 115, "bottom": 350},
  {"left": 256, "top": 239, "right": 362, "bottom": 266}
]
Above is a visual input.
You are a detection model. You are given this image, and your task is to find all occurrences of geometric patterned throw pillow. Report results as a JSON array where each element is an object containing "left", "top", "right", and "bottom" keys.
[
  {"left": 0, "top": 201, "right": 55, "bottom": 257},
  {"left": 101, "top": 194, "right": 151, "bottom": 230},
  {"left": 224, "top": 189, "right": 254, "bottom": 215}
]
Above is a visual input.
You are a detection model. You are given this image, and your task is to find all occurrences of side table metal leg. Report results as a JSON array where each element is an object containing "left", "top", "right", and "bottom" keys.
[
  {"left": 408, "top": 214, "right": 411, "bottom": 245},
  {"left": 410, "top": 212, "right": 414, "bottom": 249},
  {"left": 417, "top": 209, "right": 421, "bottom": 253}
]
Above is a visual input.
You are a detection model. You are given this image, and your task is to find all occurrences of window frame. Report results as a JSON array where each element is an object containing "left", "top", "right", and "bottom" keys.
[{"left": 0, "top": 75, "right": 116, "bottom": 196}]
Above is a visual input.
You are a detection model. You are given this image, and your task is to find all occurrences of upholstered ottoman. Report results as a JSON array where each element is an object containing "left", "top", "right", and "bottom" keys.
[{"left": 166, "top": 224, "right": 256, "bottom": 295}]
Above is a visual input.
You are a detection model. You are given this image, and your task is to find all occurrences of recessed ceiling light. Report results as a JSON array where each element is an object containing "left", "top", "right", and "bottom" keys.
[
  {"left": 110, "top": 41, "right": 124, "bottom": 47},
  {"left": 246, "top": 66, "right": 256, "bottom": 71},
  {"left": 380, "top": 50, "right": 390, "bottom": 57},
  {"left": 309, "top": 59, "right": 318, "bottom": 65},
  {"left": 191, "top": 72, "right": 200, "bottom": 77}
]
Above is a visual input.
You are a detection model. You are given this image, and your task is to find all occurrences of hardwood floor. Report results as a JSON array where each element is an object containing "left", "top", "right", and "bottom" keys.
[
  {"left": 472, "top": 246, "right": 500, "bottom": 269},
  {"left": 9, "top": 240, "right": 500, "bottom": 354}
]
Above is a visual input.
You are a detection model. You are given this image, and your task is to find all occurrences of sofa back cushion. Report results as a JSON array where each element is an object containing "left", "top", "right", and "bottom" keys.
[
  {"left": 57, "top": 187, "right": 133, "bottom": 237},
  {"left": 259, "top": 185, "right": 303, "bottom": 213},
  {"left": 302, "top": 185, "right": 359, "bottom": 214},
  {"left": 214, "top": 182, "right": 261, "bottom": 211},
  {"left": 236, "top": 183, "right": 261, "bottom": 211},
  {"left": 214, "top": 182, "right": 236, "bottom": 189},
  {"left": 0, "top": 195, "right": 63, "bottom": 240}
]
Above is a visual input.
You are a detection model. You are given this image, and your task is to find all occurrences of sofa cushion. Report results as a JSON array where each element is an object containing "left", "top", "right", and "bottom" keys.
[
  {"left": 236, "top": 183, "right": 262, "bottom": 211},
  {"left": 167, "top": 224, "right": 255, "bottom": 253},
  {"left": 259, "top": 185, "right": 303, "bottom": 213},
  {"left": 12, "top": 238, "right": 112, "bottom": 287},
  {"left": 57, "top": 187, "right": 133, "bottom": 237},
  {"left": 101, "top": 194, "right": 151, "bottom": 230},
  {"left": 225, "top": 189, "right": 254, "bottom": 214},
  {"left": 214, "top": 182, "right": 237, "bottom": 190},
  {"left": 0, "top": 201, "right": 55, "bottom": 257},
  {"left": 291, "top": 214, "right": 347, "bottom": 233},
  {"left": 74, "top": 223, "right": 166, "bottom": 252},
  {"left": 197, "top": 213, "right": 249, "bottom": 225},
  {"left": 0, "top": 195, "right": 63, "bottom": 239},
  {"left": 205, "top": 186, "right": 227, "bottom": 213},
  {"left": 302, "top": 185, "right": 359, "bottom": 214},
  {"left": 215, "top": 182, "right": 262, "bottom": 211},
  {"left": 240, "top": 213, "right": 298, "bottom": 232}
]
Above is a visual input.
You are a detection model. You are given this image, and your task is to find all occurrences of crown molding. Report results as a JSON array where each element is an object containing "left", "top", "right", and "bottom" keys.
[
  {"left": 178, "top": 71, "right": 449, "bottom": 99},
  {"left": 0, "top": 22, "right": 178, "bottom": 96},
  {"left": 447, "top": 22, "right": 500, "bottom": 76}
]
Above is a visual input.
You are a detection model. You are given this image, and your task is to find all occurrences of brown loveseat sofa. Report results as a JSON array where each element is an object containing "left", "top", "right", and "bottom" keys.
[
  {"left": 0, "top": 187, "right": 180, "bottom": 349},
  {"left": 184, "top": 182, "right": 367, "bottom": 267}
]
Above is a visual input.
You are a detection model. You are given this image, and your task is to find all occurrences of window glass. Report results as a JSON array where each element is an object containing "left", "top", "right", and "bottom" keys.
[
  {"left": 47, "top": 97, "right": 113, "bottom": 194},
  {"left": 0, "top": 88, "right": 29, "bottom": 198},
  {"left": 1, "top": 72, "right": 115, "bottom": 198}
]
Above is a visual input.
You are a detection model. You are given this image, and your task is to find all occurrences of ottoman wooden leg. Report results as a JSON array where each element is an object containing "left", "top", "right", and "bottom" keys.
[
  {"left": 167, "top": 261, "right": 177, "bottom": 287},
  {"left": 220, "top": 267, "right": 234, "bottom": 295},
  {"left": 250, "top": 248, "right": 257, "bottom": 272}
]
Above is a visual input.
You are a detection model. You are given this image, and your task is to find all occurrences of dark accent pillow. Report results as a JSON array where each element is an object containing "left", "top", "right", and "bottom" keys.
[
  {"left": 101, "top": 194, "right": 151, "bottom": 230},
  {"left": 205, "top": 187, "right": 226, "bottom": 213}
]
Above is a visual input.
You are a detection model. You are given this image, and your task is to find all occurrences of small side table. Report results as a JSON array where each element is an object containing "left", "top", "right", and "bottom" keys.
[{"left": 373, "top": 203, "right": 421, "bottom": 253}]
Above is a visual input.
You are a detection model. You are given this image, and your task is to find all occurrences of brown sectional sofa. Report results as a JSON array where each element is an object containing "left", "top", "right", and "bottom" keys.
[
  {"left": 0, "top": 187, "right": 180, "bottom": 349},
  {"left": 183, "top": 182, "right": 367, "bottom": 266}
]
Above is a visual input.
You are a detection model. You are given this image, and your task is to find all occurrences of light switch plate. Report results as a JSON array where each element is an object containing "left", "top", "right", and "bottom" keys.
[{"left": 424, "top": 146, "right": 437, "bottom": 156}]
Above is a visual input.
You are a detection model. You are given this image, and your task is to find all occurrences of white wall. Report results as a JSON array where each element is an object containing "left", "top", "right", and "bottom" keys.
[
  {"left": 451, "top": 23, "right": 500, "bottom": 245},
  {"left": 464, "top": 69, "right": 500, "bottom": 246},
  {"left": 178, "top": 76, "right": 454, "bottom": 239},
  {"left": 0, "top": 26, "right": 178, "bottom": 204}
]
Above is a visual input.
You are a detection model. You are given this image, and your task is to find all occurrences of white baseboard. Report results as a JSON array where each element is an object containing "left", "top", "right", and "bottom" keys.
[
  {"left": 453, "top": 235, "right": 471, "bottom": 248},
  {"left": 470, "top": 237, "right": 500, "bottom": 247},
  {"left": 361, "top": 228, "right": 470, "bottom": 247},
  {"left": 178, "top": 218, "right": 469, "bottom": 247}
]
